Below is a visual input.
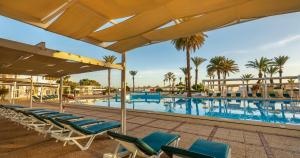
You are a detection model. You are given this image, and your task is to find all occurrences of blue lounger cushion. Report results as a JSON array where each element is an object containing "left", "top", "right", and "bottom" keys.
[
  {"left": 71, "top": 119, "right": 104, "bottom": 126},
  {"left": 57, "top": 119, "right": 121, "bottom": 135},
  {"left": 107, "top": 131, "right": 180, "bottom": 156},
  {"left": 189, "top": 139, "right": 229, "bottom": 158},
  {"left": 162, "top": 139, "right": 229, "bottom": 158}
]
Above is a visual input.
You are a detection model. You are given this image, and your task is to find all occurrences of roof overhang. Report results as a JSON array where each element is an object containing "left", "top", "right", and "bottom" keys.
[
  {"left": 0, "top": 0, "right": 300, "bottom": 53},
  {"left": 0, "top": 38, "right": 123, "bottom": 77}
]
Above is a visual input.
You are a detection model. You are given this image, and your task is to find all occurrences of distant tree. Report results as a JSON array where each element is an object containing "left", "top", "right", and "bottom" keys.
[
  {"left": 266, "top": 66, "right": 279, "bottom": 85},
  {"left": 241, "top": 74, "right": 254, "bottom": 93},
  {"left": 79, "top": 79, "right": 101, "bottom": 86},
  {"left": 172, "top": 33, "right": 207, "bottom": 97},
  {"left": 180, "top": 67, "right": 192, "bottom": 90},
  {"left": 191, "top": 57, "right": 206, "bottom": 86},
  {"left": 103, "top": 55, "right": 117, "bottom": 95},
  {"left": 207, "top": 56, "right": 226, "bottom": 91},
  {"left": 245, "top": 57, "right": 271, "bottom": 83},
  {"left": 221, "top": 58, "right": 239, "bottom": 84},
  {"left": 273, "top": 55, "right": 289, "bottom": 88},
  {"left": 129, "top": 70, "right": 138, "bottom": 92}
]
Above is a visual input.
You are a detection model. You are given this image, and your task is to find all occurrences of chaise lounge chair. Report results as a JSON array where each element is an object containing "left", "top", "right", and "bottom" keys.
[
  {"left": 256, "top": 93, "right": 262, "bottom": 98},
  {"left": 226, "top": 93, "right": 231, "bottom": 98},
  {"left": 52, "top": 118, "right": 121, "bottom": 150},
  {"left": 269, "top": 93, "right": 277, "bottom": 98},
  {"left": 247, "top": 93, "right": 253, "bottom": 97},
  {"left": 283, "top": 93, "right": 291, "bottom": 99},
  {"left": 107, "top": 131, "right": 180, "bottom": 158},
  {"left": 162, "top": 139, "right": 231, "bottom": 158}
]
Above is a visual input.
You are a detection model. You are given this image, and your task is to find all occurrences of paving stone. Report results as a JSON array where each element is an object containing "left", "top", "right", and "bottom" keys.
[
  {"left": 147, "top": 120, "right": 181, "bottom": 130},
  {"left": 174, "top": 123, "right": 213, "bottom": 136}
]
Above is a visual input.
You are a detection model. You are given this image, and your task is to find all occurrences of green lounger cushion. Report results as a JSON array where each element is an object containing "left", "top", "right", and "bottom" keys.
[
  {"left": 161, "top": 145, "right": 213, "bottom": 158},
  {"left": 142, "top": 131, "right": 180, "bottom": 154},
  {"left": 189, "top": 139, "right": 229, "bottom": 158},
  {"left": 58, "top": 119, "right": 120, "bottom": 135},
  {"left": 71, "top": 119, "right": 104, "bottom": 126},
  {"left": 107, "top": 131, "right": 180, "bottom": 156},
  {"left": 57, "top": 115, "right": 83, "bottom": 120}
]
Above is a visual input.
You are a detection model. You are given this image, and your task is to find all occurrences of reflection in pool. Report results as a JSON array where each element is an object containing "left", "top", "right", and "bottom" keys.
[{"left": 80, "top": 97, "right": 300, "bottom": 125}]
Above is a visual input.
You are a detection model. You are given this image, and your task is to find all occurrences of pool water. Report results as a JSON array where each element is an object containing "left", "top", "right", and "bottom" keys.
[{"left": 81, "top": 97, "right": 300, "bottom": 125}]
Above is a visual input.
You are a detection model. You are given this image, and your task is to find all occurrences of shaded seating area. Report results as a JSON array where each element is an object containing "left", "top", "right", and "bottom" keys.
[{"left": 0, "top": 104, "right": 121, "bottom": 150}]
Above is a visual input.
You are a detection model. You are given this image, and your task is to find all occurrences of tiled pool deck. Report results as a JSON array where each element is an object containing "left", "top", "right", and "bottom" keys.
[{"left": 0, "top": 102, "right": 300, "bottom": 158}]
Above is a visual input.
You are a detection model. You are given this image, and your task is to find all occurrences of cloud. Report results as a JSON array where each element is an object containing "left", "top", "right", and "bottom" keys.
[{"left": 259, "top": 34, "right": 300, "bottom": 50}]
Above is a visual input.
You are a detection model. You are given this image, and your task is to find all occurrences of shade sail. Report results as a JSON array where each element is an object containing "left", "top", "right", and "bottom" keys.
[
  {"left": 0, "top": 0, "right": 300, "bottom": 53},
  {"left": 0, "top": 38, "right": 123, "bottom": 77}
]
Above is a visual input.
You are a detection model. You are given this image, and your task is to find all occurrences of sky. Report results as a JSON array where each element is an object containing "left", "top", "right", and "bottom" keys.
[{"left": 0, "top": 12, "right": 300, "bottom": 88}]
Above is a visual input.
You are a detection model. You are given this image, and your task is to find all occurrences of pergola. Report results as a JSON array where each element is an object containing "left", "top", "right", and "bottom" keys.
[
  {"left": 0, "top": 38, "right": 122, "bottom": 111},
  {"left": 1, "top": 0, "right": 300, "bottom": 134}
]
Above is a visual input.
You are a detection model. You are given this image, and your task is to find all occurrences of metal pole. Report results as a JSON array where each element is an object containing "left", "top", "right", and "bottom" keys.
[
  {"left": 59, "top": 76, "right": 64, "bottom": 112},
  {"left": 30, "top": 76, "right": 33, "bottom": 108},
  {"left": 12, "top": 82, "right": 16, "bottom": 104},
  {"left": 298, "top": 75, "right": 300, "bottom": 98},
  {"left": 40, "top": 85, "right": 43, "bottom": 103},
  {"left": 121, "top": 52, "right": 127, "bottom": 134}
]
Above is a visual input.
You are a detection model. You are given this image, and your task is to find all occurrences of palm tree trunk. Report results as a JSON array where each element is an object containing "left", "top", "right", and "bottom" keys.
[
  {"left": 258, "top": 71, "right": 262, "bottom": 84},
  {"left": 185, "top": 77, "right": 187, "bottom": 90},
  {"left": 132, "top": 76, "right": 135, "bottom": 93},
  {"left": 217, "top": 71, "right": 221, "bottom": 91},
  {"left": 279, "top": 69, "right": 282, "bottom": 88},
  {"left": 195, "top": 68, "right": 198, "bottom": 86},
  {"left": 270, "top": 74, "right": 273, "bottom": 85},
  {"left": 186, "top": 49, "right": 191, "bottom": 97},
  {"left": 108, "top": 69, "right": 111, "bottom": 95},
  {"left": 246, "top": 81, "right": 249, "bottom": 93}
]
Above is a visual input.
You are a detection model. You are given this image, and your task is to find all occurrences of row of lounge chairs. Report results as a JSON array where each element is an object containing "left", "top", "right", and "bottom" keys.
[
  {"left": 208, "top": 92, "right": 293, "bottom": 99},
  {"left": 0, "top": 104, "right": 231, "bottom": 158},
  {"left": 32, "top": 95, "right": 58, "bottom": 101},
  {"left": 0, "top": 104, "right": 120, "bottom": 151}
]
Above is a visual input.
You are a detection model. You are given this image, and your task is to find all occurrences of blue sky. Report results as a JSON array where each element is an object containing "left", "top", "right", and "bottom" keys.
[{"left": 0, "top": 12, "right": 300, "bottom": 87}]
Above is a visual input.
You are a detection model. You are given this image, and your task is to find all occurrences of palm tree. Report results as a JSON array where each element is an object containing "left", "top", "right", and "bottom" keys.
[
  {"left": 241, "top": 74, "right": 254, "bottom": 93},
  {"left": 171, "top": 75, "right": 176, "bottom": 93},
  {"left": 180, "top": 67, "right": 192, "bottom": 90},
  {"left": 221, "top": 58, "right": 239, "bottom": 84},
  {"left": 103, "top": 55, "right": 117, "bottom": 95},
  {"left": 273, "top": 56, "right": 289, "bottom": 88},
  {"left": 172, "top": 33, "right": 206, "bottom": 97},
  {"left": 191, "top": 57, "right": 206, "bottom": 86},
  {"left": 165, "top": 72, "right": 175, "bottom": 91},
  {"left": 266, "top": 66, "right": 279, "bottom": 85},
  {"left": 207, "top": 68, "right": 215, "bottom": 89},
  {"left": 129, "top": 70, "right": 138, "bottom": 92},
  {"left": 245, "top": 57, "right": 271, "bottom": 83},
  {"left": 207, "top": 56, "right": 226, "bottom": 91}
]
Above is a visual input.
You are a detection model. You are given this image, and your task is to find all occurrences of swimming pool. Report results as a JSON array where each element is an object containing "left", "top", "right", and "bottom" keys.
[{"left": 80, "top": 96, "right": 300, "bottom": 125}]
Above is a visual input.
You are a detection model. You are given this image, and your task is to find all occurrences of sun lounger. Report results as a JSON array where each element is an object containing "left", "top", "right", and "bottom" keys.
[
  {"left": 256, "top": 93, "right": 262, "bottom": 98},
  {"left": 269, "top": 93, "right": 277, "bottom": 98},
  {"left": 226, "top": 93, "right": 231, "bottom": 97},
  {"left": 107, "top": 131, "right": 180, "bottom": 158},
  {"left": 162, "top": 139, "right": 231, "bottom": 158},
  {"left": 52, "top": 118, "right": 121, "bottom": 150},
  {"left": 247, "top": 93, "right": 253, "bottom": 97},
  {"left": 283, "top": 93, "right": 291, "bottom": 99}
]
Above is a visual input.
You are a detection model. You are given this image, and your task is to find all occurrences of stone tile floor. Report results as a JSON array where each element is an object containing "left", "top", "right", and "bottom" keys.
[{"left": 0, "top": 102, "right": 300, "bottom": 158}]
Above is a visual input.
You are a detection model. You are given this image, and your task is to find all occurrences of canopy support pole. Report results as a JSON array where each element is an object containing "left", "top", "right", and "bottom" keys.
[
  {"left": 30, "top": 76, "right": 33, "bottom": 108},
  {"left": 59, "top": 76, "right": 64, "bottom": 112},
  {"left": 40, "top": 85, "right": 43, "bottom": 103},
  {"left": 121, "top": 52, "right": 127, "bottom": 134},
  {"left": 12, "top": 82, "right": 16, "bottom": 104}
]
